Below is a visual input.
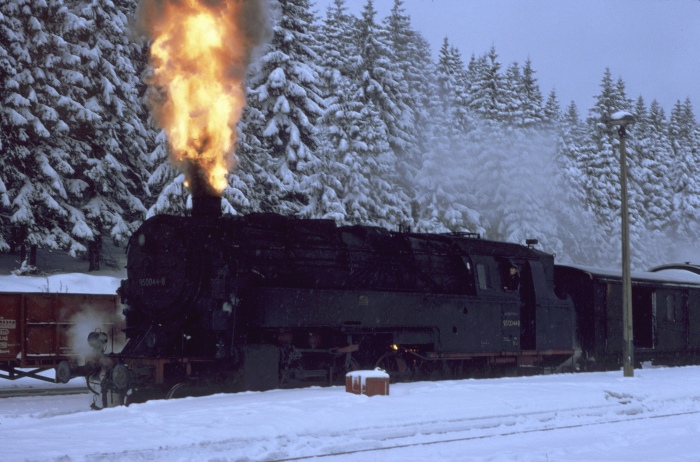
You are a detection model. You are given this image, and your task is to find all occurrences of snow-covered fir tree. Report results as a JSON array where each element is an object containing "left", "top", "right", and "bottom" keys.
[
  {"left": 145, "top": 130, "right": 188, "bottom": 217},
  {"left": 2, "top": 0, "right": 700, "bottom": 271},
  {"left": 668, "top": 98, "right": 700, "bottom": 241},
  {"left": 313, "top": 0, "right": 363, "bottom": 222},
  {"left": 246, "top": 0, "right": 325, "bottom": 216},
  {"left": 543, "top": 89, "right": 561, "bottom": 125},
  {"left": 437, "top": 40, "right": 473, "bottom": 135},
  {"left": 466, "top": 47, "right": 513, "bottom": 239},
  {"left": 0, "top": 18, "right": 12, "bottom": 251},
  {"left": 580, "top": 68, "right": 633, "bottom": 267},
  {"left": 0, "top": 0, "right": 94, "bottom": 269},
  {"left": 64, "top": 0, "right": 153, "bottom": 269},
  {"left": 0, "top": 0, "right": 154, "bottom": 270},
  {"left": 626, "top": 97, "right": 673, "bottom": 267},
  {"left": 468, "top": 46, "right": 507, "bottom": 122},
  {"left": 338, "top": 0, "right": 411, "bottom": 228},
  {"left": 413, "top": 38, "right": 480, "bottom": 233},
  {"left": 519, "top": 58, "right": 545, "bottom": 128},
  {"left": 315, "top": 1, "right": 402, "bottom": 227},
  {"left": 549, "top": 101, "right": 599, "bottom": 264},
  {"left": 381, "top": 0, "right": 423, "bottom": 199},
  {"left": 496, "top": 58, "right": 559, "bottom": 249}
]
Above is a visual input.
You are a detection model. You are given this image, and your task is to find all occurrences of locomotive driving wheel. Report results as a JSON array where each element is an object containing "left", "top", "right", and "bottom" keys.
[
  {"left": 375, "top": 351, "right": 411, "bottom": 383},
  {"left": 166, "top": 382, "right": 189, "bottom": 399}
]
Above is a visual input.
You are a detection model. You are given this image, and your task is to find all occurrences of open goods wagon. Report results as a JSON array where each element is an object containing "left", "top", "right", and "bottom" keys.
[{"left": 0, "top": 292, "right": 124, "bottom": 382}]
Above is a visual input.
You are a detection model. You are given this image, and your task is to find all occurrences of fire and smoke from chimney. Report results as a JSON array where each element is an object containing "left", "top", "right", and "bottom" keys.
[{"left": 137, "top": 0, "right": 268, "bottom": 204}]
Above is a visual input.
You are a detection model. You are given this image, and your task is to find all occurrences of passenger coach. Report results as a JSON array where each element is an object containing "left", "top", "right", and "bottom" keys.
[{"left": 555, "top": 264, "right": 700, "bottom": 370}]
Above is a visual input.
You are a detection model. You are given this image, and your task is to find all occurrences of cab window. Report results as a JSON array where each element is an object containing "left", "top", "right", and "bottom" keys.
[{"left": 477, "top": 263, "right": 491, "bottom": 290}]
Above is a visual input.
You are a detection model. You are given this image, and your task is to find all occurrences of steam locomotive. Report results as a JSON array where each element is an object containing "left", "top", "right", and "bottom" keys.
[{"left": 79, "top": 196, "right": 700, "bottom": 407}]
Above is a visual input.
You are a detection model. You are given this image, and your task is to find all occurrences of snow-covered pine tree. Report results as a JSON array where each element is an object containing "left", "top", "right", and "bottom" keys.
[
  {"left": 312, "top": 0, "right": 365, "bottom": 222},
  {"left": 0, "top": 21, "right": 12, "bottom": 251},
  {"left": 641, "top": 99, "right": 673, "bottom": 233},
  {"left": 434, "top": 38, "right": 474, "bottom": 137},
  {"left": 0, "top": 0, "right": 93, "bottom": 269},
  {"left": 468, "top": 46, "right": 507, "bottom": 122},
  {"left": 497, "top": 58, "right": 560, "bottom": 249},
  {"left": 543, "top": 89, "right": 561, "bottom": 125},
  {"left": 346, "top": 0, "right": 411, "bottom": 228},
  {"left": 355, "top": 0, "right": 414, "bottom": 159},
  {"left": 246, "top": 0, "right": 325, "bottom": 216},
  {"left": 146, "top": 130, "right": 188, "bottom": 216},
  {"left": 64, "top": 0, "right": 153, "bottom": 270},
  {"left": 447, "top": 44, "right": 473, "bottom": 135},
  {"left": 291, "top": 0, "right": 347, "bottom": 221},
  {"left": 582, "top": 68, "right": 634, "bottom": 267},
  {"left": 550, "top": 101, "right": 599, "bottom": 264},
  {"left": 502, "top": 61, "right": 523, "bottom": 127},
  {"left": 466, "top": 47, "right": 511, "bottom": 239},
  {"left": 668, "top": 98, "right": 700, "bottom": 241},
  {"left": 614, "top": 95, "right": 648, "bottom": 270},
  {"left": 413, "top": 38, "right": 480, "bottom": 233},
  {"left": 316, "top": 2, "right": 388, "bottom": 226},
  {"left": 627, "top": 97, "right": 672, "bottom": 268},
  {"left": 222, "top": 124, "right": 256, "bottom": 216},
  {"left": 381, "top": 0, "right": 422, "bottom": 202},
  {"left": 318, "top": 0, "right": 357, "bottom": 102},
  {"left": 520, "top": 58, "right": 545, "bottom": 128}
]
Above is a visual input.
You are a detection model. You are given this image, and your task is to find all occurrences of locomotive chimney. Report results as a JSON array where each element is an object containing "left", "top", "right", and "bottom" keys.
[{"left": 187, "top": 162, "right": 222, "bottom": 218}]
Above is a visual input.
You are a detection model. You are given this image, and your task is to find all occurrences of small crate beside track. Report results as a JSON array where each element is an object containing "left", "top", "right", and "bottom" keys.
[{"left": 345, "top": 369, "right": 390, "bottom": 396}]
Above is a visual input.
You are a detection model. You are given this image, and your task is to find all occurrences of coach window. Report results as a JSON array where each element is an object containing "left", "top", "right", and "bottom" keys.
[
  {"left": 476, "top": 263, "right": 491, "bottom": 290},
  {"left": 666, "top": 294, "right": 676, "bottom": 322}
]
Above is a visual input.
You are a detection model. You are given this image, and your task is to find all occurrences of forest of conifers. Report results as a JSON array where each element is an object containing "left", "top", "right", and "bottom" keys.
[{"left": 1, "top": 0, "right": 699, "bottom": 272}]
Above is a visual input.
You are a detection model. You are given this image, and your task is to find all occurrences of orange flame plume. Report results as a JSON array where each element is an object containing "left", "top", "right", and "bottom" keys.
[{"left": 138, "top": 0, "right": 267, "bottom": 196}]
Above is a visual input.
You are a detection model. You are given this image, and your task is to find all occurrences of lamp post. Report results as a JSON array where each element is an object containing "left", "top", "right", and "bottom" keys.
[{"left": 609, "top": 110, "right": 636, "bottom": 377}]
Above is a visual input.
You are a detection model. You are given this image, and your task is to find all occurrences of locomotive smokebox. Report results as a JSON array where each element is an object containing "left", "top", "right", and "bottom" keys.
[{"left": 186, "top": 162, "right": 222, "bottom": 218}]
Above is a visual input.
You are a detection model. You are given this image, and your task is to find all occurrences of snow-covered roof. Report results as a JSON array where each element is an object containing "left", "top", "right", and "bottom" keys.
[{"left": 558, "top": 264, "right": 700, "bottom": 286}]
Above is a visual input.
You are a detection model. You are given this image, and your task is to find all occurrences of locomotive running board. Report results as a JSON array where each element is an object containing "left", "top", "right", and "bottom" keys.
[{"left": 419, "top": 349, "right": 575, "bottom": 361}]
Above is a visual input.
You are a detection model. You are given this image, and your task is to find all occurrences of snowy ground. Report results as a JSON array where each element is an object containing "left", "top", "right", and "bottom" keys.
[
  {"left": 1, "top": 367, "right": 700, "bottom": 461},
  {"left": 3, "top": 273, "right": 700, "bottom": 461}
]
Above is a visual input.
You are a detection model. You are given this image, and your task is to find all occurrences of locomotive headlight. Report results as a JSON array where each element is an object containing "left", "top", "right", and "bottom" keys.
[{"left": 111, "top": 364, "right": 130, "bottom": 391}]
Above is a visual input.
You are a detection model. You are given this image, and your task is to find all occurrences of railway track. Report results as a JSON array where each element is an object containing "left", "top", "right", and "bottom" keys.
[
  {"left": 269, "top": 408, "right": 700, "bottom": 461},
  {"left": 0, "top": 386, "right": 89, "bottom": 399},
  {"left": 267, "top": 405, "right": 700, "bottom": 461},
  {"left": 64, "top": 390, "right": 700, "bottom": 461}
]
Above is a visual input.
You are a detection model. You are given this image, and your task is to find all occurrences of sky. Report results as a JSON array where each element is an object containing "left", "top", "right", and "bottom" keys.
[{"left": 314, "top": 0, "right": 700, "bottom": 118}]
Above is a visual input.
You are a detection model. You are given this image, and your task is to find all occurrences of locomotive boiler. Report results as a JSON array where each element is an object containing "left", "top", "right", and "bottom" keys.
[{"left": 87, "top": 196, "right": 574, "bottom": 405}]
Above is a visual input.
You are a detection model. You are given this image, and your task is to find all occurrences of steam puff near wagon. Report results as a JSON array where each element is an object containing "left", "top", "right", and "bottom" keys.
[
  {"left": 80, "top": 198, "right": 700, "bottom": 407},
  {"left": 87, "top": 199, "right": 574, "bottom": 406}
]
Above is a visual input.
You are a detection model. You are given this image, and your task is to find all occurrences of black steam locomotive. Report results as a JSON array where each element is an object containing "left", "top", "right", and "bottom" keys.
[{"left": 85, "top": 197, "right": 700, "bottom": 406}]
